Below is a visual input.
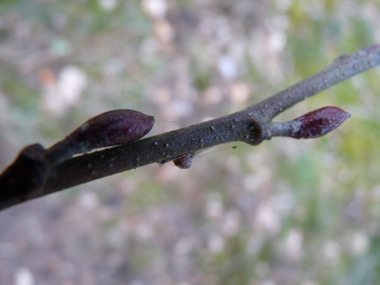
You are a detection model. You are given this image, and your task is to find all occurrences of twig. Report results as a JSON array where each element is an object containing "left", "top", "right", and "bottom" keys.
[{"left": 0, "top": 45, "right": 379, "bottom": 211}]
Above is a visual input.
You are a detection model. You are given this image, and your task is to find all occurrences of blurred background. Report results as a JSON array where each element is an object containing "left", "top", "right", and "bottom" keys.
[{"left": 1, "top": 0, "right": 380, "bottom": 284}]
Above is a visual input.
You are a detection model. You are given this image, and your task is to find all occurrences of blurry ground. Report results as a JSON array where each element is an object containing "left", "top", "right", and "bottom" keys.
[{"left": 1, "top": 0, "right": 380, "bottom": 284}]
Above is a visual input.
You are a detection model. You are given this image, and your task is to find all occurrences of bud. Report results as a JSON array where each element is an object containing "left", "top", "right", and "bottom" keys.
[
  {"left": 0, "top": 144, "right": 49, "bottom": 207},
  {"left": 292, "top": 106, "right": 350, "bottom": 139},
  {"left": 70, "top": 109, "right": 154, "bottom": 150},
  {"left": 173, "top": 154, "right": 194, "bottom": 169},
  {"left": 48, "top": 109, "right": 154, "bottom": 165}
]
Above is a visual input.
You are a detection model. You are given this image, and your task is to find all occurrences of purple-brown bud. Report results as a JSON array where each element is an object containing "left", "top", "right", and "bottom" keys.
[
  {"left": 173, "top": 154, "right": 194, "bottom": 169},
  {"left": 47, "top": 109, "right": 154, "bottom": 165},
  {"left": 71, "top": 109, "right": 154, "bottom": 150},
  {"left": 292, "top": 106, "right": 350, "bottom": 139}
]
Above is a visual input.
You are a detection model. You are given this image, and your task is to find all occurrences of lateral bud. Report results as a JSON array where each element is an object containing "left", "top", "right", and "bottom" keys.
[
  {"left": 0, "top": 144, "right": 50, "bottom": 209},
  {"left": 290, "top": 106, "right": 351, "bottom": 139},
  {"left": 173, "top": 154, "right": 194, "bottom": 169},
  {"left": 47, "top": 109, "right": 155, "bottom": 166}
]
